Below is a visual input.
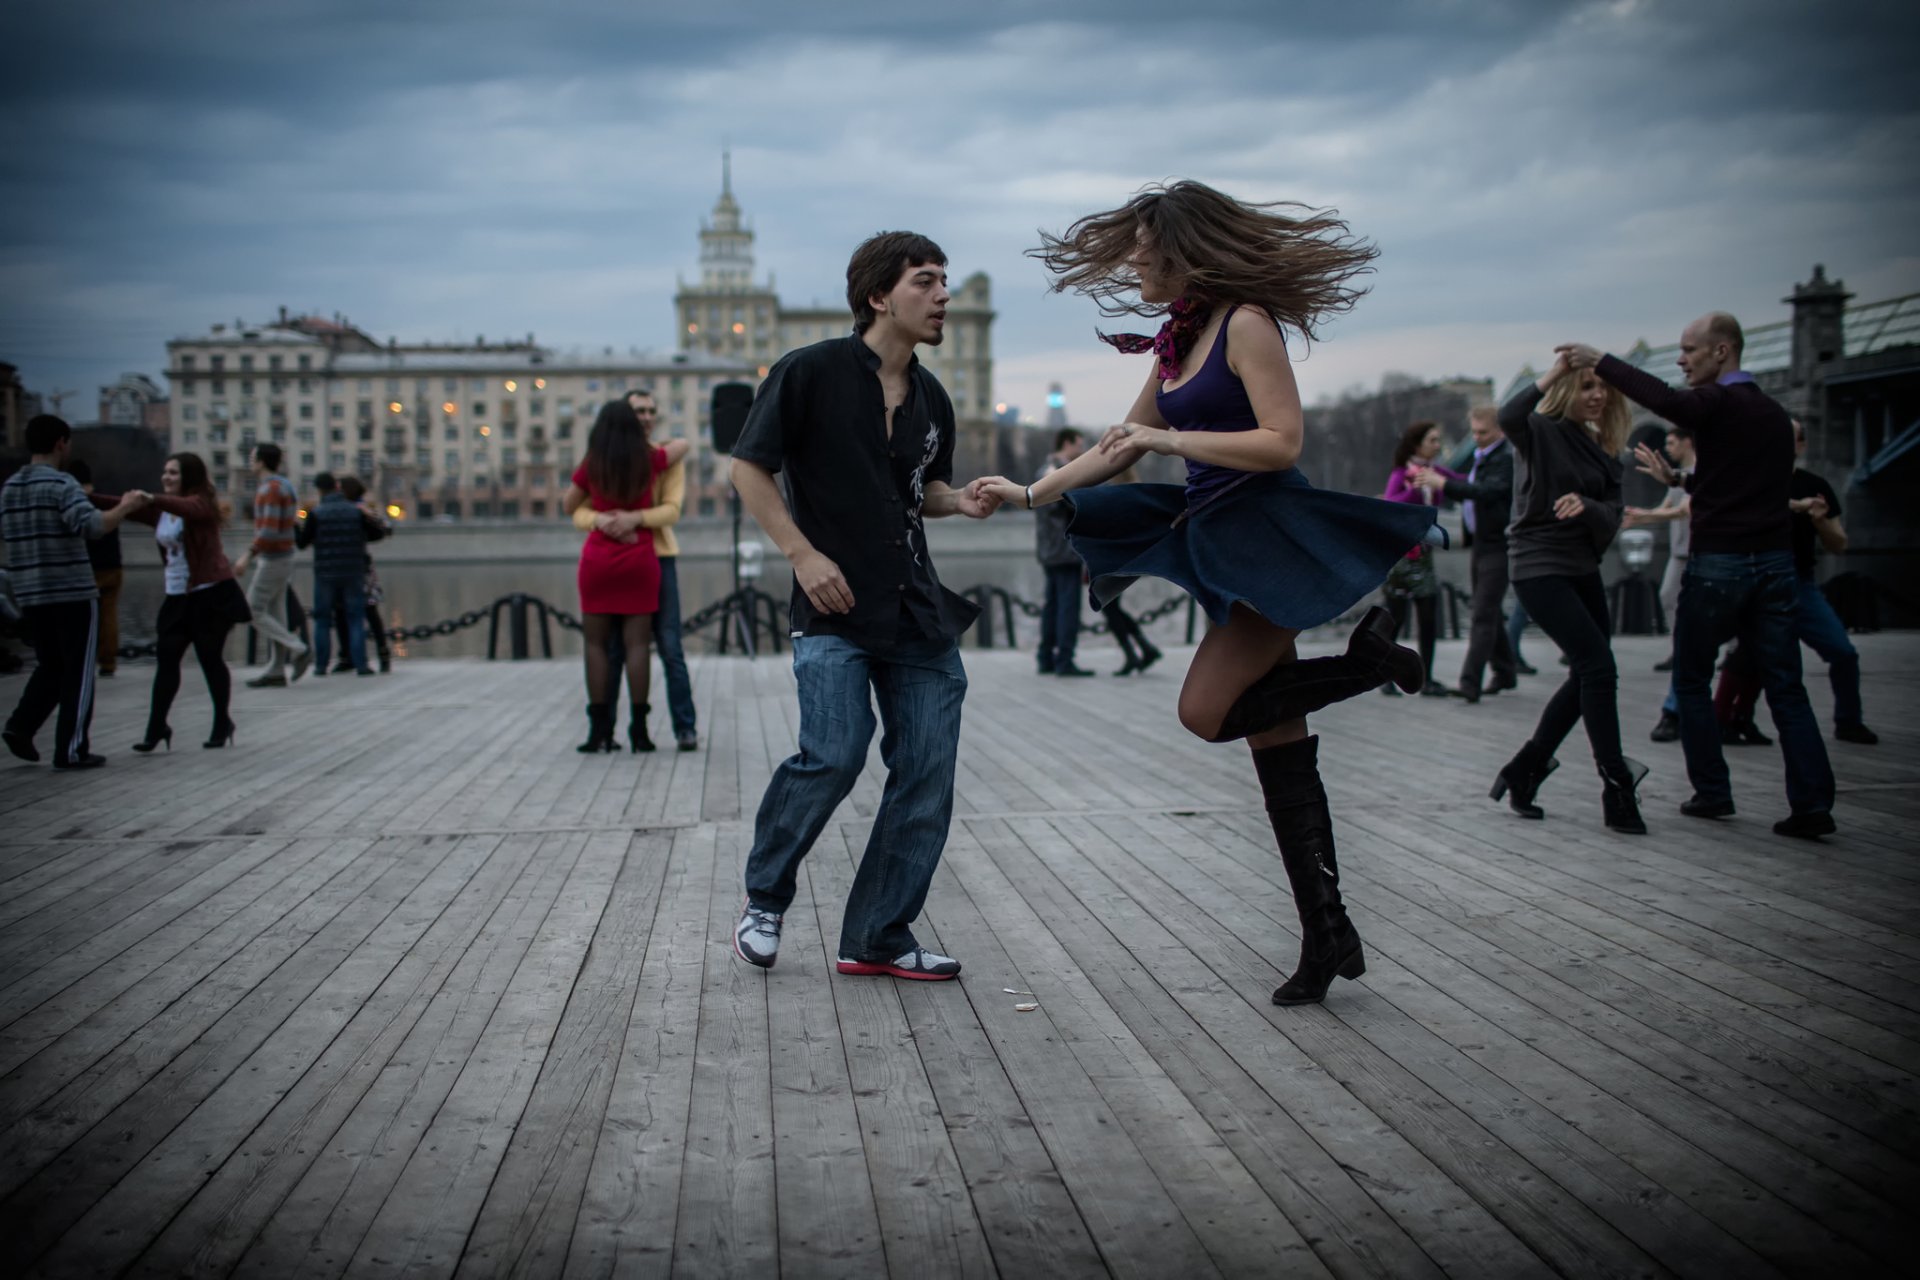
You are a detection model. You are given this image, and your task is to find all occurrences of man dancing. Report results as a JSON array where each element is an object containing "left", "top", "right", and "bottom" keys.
[
  {"left": 729, "top": 231, "right": 997, "bottom": 981},
  {"left": 1562, "top": 314, "right": 1835, "bottom": 838}
]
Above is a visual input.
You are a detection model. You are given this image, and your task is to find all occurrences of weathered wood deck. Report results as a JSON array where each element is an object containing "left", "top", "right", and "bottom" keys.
[{"left": 1, "top": 630, "right": 1916, "bottom": 1278}]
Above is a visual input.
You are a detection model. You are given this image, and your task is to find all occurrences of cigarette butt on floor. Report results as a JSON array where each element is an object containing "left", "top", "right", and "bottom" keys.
[
  {"left": 1003, "top": 988, "right": 1033, "bottom": 996},
  {"left": 1015, "top": 1002, "right": 1039, "bottom": 1012}
]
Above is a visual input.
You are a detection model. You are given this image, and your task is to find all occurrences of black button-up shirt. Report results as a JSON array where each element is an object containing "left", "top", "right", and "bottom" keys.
[{"left": 733, "top": 334, "right": 979, "bottom": 647}]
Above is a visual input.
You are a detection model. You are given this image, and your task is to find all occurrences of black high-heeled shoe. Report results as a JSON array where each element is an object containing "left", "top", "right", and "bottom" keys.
[
  {"left": 629, "top": 703, "right": 656, "bottom": 753},
  {"left": 1490, "top": 740, "right": 1558, "bottom": 819},
  {"left": 203, "top": 720, "right": 236, "bottom": 749},
  {"left": 133, "top": 727, "right": 173, "bottom": 753}
]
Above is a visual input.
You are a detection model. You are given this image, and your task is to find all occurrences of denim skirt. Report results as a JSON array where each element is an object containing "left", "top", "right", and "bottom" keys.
[{"left": 1065, "top": 468, "right": 1443, "bottom": 631}]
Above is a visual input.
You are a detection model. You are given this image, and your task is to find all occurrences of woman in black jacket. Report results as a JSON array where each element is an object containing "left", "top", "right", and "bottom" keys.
[{"left": 1489, "top": 350, "right": 1645, "bottom": 833}]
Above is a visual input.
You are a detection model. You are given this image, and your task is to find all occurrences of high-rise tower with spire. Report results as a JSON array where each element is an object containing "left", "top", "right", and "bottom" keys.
[{"left": 675, "top": 151, "right": 782, "bottom": 366}]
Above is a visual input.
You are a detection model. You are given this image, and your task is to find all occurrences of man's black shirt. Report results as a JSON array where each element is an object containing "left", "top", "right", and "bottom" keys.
[
  {"left": 1789, "top": 468, "right": 1841, "bottom": 577},
  {"left": 732, "top": 334, "right": 979, "bottom": 646}
]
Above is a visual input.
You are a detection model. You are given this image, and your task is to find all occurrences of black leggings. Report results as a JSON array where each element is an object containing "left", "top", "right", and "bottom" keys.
[
  {"left": 1511, "top": 571, "right": 1623, "bottom": 770},
  {"left": 582, "top": 613, "right": 653, "bottom": 709},
  {"left": 1385, "top": 595, "right": 1437, "bottom": 684},
  {"left": 150, "top": 592, "right": 235, "bottom": 735}
]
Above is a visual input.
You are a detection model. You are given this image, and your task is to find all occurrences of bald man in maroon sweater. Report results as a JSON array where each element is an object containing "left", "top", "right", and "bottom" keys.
[{"left": 1559, "top": 315, "right": 1835, "bottom": 840}]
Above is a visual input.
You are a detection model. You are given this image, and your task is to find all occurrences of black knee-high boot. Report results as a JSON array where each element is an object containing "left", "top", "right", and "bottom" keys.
[
  {"left": 1253, "top": 735, "right": 1366, "bottom": 1006},
  {"left": 1210, "top": 606, "right": 1424, "bottom": 742},
  {"left": 629, "top": 703, "right": 656, "bottom": 753}
]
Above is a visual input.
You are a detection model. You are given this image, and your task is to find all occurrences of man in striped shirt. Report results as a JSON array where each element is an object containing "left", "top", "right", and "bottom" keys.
[
  {"left": 2, "top": 415, "right": 147, "bottom": 769},
  {"left": 233, "top": 443, "right": 311, "bottom": 686}
]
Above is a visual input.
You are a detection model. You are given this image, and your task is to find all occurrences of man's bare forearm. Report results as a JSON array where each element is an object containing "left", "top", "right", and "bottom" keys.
[{"left": 730, "top": 458, "right": 814, "bottom": 563}]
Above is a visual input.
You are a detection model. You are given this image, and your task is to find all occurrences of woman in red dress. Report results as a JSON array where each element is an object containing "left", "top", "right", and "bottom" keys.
[{"left": 563, "top": 400, "right": 688, "bottom": 753}]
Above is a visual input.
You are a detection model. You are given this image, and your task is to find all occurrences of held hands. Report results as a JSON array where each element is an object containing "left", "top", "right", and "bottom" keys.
[
  {"left": 1552, "top": 492, "right": 1586, "bottom": 521},
  {"left": 119, "top": 489, "right": 153, "bottom": 508},
  {"left": 969, "top": 476, "right": 1026, "bottom": 510},
  {"left": 1788, "top": 495, "right": 1830, "bottom": 519},
  {"left": 793, "top": 548, "right": 853, "bottom": 615},
  {"left": 1622, "top": 506, "right": 1652, "bottom": 529},
  {"left": 954, "top": 479, "right": 1002, "bottom": 519},
  {"left": 592, "top": 510, "right": 640, "bottom": 544},
  {"left": 1097, "top": 422, "right": 1173, "bottom": 457},
  {"left": 1631, "top": 441, "right": 1677, "bottom": 486},
  {"left": 1554, "top": 343, "right": 1602, "bottom": 371},
  {"left": 1411, "top": 467, "right": 1448, "bottom": 492}
]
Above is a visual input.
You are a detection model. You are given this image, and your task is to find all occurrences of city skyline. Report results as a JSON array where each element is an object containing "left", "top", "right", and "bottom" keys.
[{"left": 4, "top": 0, "right": 1915, "bottom": 431}]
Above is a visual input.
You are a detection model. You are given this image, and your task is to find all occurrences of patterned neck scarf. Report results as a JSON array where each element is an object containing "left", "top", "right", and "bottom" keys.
[{"left": 1099, "top": 296, "right": 1213, "bottom": 382}]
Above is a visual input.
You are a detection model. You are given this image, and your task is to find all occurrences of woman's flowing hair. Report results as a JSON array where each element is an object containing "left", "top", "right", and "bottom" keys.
[
  {"left": 168, "top": 451, "right": 225, "bottom": 522},
  {"left": 1540, "top": 369, "right": 1632, "bottom": 457},
  {"left": 584, "top": 400, "right": 653, "bottom": 506},
  {"left": 1391, "top": 421, "right": 1440, "bottom": 471},
  {"left": 1028, "top": 180, "right": 1379, "bottom": 340}
]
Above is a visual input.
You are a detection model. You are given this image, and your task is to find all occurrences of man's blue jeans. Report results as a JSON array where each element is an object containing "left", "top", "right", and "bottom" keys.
[
  {"left": 1672, "top": 551, "right": 1833, "bottom": 814},
  {"left": 655, "top": 558, "right": 696, "bottom": 738},
  {"left": 1038, "top": 564, "right": 1082, "bottom": 670},
  {"left": 1794, "top": 574, "right": 1863, "bottom": 727},
  {"left": 311, "top": 574, "right": 367, "bottom": 674},
  {"left": 744, "top": 631, "right": 967, "bottom": 962}
]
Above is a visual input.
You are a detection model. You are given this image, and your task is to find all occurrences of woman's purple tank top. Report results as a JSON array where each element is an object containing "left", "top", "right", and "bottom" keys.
[{"left": 1154, "top": 305, "right": 1262, "bottom": 506}]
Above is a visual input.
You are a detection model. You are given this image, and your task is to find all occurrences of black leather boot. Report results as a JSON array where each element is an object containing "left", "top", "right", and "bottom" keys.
[
  {"left": 1210, "top": 607, "right": 1424, "bottom": 742},
  {"left": 1490, "top": 739, "right": 1559, "bottom": 819},
  {"left": 1599, "top": 758, "right": 1649, "bottom": 834},
  {"left": 1253, "top": 736, "right": 1367, "bottom": 1006},
  {"left": 629, "top": 703, "right": 656, "bottom": 753},
  {"left": 576, "top": 703, "right": 616, "bottom": 753}
]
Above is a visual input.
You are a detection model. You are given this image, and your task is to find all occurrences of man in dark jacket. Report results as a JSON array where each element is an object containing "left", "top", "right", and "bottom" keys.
[
  {"left": 1035, "top": 429, "right": 1091, "bottom": 676},
  {"left": 1417, "top": 405, "right": 1514, "bottom": 701},
  {"left": 294, "top": 472, "right": 387, "bottom": 677}
]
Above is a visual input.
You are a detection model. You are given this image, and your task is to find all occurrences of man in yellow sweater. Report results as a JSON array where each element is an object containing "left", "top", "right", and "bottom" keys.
[{"left": 573, "top": 390, "right": 698, "bottom": 750}]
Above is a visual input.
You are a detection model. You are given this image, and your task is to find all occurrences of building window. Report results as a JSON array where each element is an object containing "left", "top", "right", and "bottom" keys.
[
  {"left": 444, "top": 450, "right": 460, "bottom": 471},
  {"left": 531, "top": 500, "right": 548, "bottom": 518},
  {"left": 297, "top": 428, "right": 314, "bottom": 443},
  {"left": 471, "top": 401, "right": 486, "bottom": 417},
  {"left": 299, "top": 403, "right": 313, "bottom": 419},
  {"left": 298, "top": 378, "right": 312, "bottom": 393},
  {"left": 211, "top": 378, "right": 225, "bottom": 394},
  {"left": 330, "top": 427, "right": 344, "bottom": 443},
  {"left": 210, "top": 355, "right": 226, "bottom": 372},
  {"left": 298, "top": 354, "right": 311, "bottom": 371},
  {"left": 357, "top": 399, "right": 373, "bottom": 419},
  {"left": 268, "top": 355, "right": 282, "bottom": 371},
  {"left": 357, "top": 379, "right": 371, "bottom": 393},
  {"left": 183, "top": 428, "right": 199, "bottom": 443},
  {"left": 210, "top": 425, "right": 228, "bottom": 443},
  {"left": 468, "top": 378, "right": 486, "bottom": 392},
  {"left": 239, "top": 355, "right": 254, "bottom": 372},
  {"left": 237, "top": 402, "right": 255, "bottom": 420},
  {"left": 557, "top": 418, "right": 573, "bottom": 440},
  {"left": 213, "top": 450, "right": 229, "bottom": 467},
  {"left": 180, "top": 355, "right": 197, "bottom": 371},
  {"left": 357, "top": 425, "right": 373, "bottom": 442},
  {"left": 500, "top": 501, "right": 519, "bottom": 519},
  {"left": 418, "top": 500, "right": 435, "bottom": 519},
  {"left": 329, "top": 403, "right": 343, "bottom": 419},
  {"left": 301, "top": 452, "right": 315, "bottom": 467},
  {"left": 182, "top": 405, "right": 198, "bottom": 422},
  {"left": 444, "top": 378, "right": 458, "bottom": 394},
  {"left": 529, "top": 398, "right": 544, "bottom": 417},
  {"left": 471, "top": 501, "right": 492, "bottom": 518},
  {"left": 385, "top": 379, "right": 400, "bottom": 395}
]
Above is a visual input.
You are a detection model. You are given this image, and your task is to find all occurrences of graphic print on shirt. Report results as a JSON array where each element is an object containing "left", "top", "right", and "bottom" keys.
[{"left": 904, "top": 413, "right": 940, "bottom": 569}]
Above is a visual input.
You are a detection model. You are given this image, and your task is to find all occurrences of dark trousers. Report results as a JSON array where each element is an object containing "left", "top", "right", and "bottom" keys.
[
  {"left": 150, "top": 590, "right": 236, "bottom": 736},
  {"left": 1512, "top": 571, "right": 1625, "bottom": 771},
  {"left": 1037, "top": 564, "right": 1083, "bottom": 670},
  {"left": 1384, "top": 595, "right": 1437, "bottom": 684},
  {"left": 1793, "top": 574, "right": 1863, "bottom": 727},
  {"left": 312, "top": 575, "right": 367, "bottom": 673},
  {"left": 8, "top": 599, "right": 99, "bottom": 764},
  {"left": 1673, "top": 551, "right": 1833, "bottom": 813},
  {"left": 1459, "top": 541, "right": 1515, "bottom": 691}
]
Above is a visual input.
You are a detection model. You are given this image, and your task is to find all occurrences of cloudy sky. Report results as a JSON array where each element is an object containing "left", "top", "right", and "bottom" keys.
[{"left": 4, "top": 0, "right": 1915, "bottom": 428}]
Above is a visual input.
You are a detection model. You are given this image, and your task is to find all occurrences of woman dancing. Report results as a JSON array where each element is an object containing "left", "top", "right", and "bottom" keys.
[
  {"left": 975, "top": 181, "right": 1438, "bottom": 1006},
  {"left": 1380, "top": 420, "right": 1457, "bottom": 696},
  {"left": 562, "top": 400, "right": 688, "bottom": 753},
  {"left": 106, "top": 453, "right": 251, "bottom": 751},
  {"left": 1487, "top": 352, "right": 1644, "bottom": 833}
]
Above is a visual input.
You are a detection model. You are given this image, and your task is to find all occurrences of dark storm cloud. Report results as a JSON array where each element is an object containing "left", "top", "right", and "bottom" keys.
[{"left": 1, "top": 0, "right": 1913, "bottom": 424}]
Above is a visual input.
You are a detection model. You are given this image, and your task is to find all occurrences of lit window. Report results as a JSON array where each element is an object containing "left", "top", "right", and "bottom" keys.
[
  {"left": 388, "top": 401, "right": 403, "bottom": 413},
  {"left": 443, "top": 401, "right": 457, "bottom": 414},
  {"left": 731, "top": 322, "right": 745, "bottom": 334},
  {"left": 479, "top": 425, "right": 491, "bottom": 437},
  {"left": 503, "top": 380, "right": 518, "bottom": 392},
  {"left": 687, "top": 323, "right": 698, "bottom": 334},
  {"left": 533, "top": 378, "right": 546, "bottom": 389}
]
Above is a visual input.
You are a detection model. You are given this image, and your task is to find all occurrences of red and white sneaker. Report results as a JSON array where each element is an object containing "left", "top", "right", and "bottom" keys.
[{"left": 836, "top": 946, "right": 962, "bottom": 981}]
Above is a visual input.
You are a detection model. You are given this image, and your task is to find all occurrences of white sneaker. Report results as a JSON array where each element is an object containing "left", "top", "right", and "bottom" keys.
[
  {"left": 733, "top": 903, "right": 782, "bottom": 968},
  {"left": 836, "top": 946, "right": 961, "bottom": 981}
]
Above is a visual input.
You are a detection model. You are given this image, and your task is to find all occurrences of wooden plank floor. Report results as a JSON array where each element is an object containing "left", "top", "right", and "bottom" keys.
[{"left": 1, "top": 629, "right": 1917, "bottom": 1278}]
